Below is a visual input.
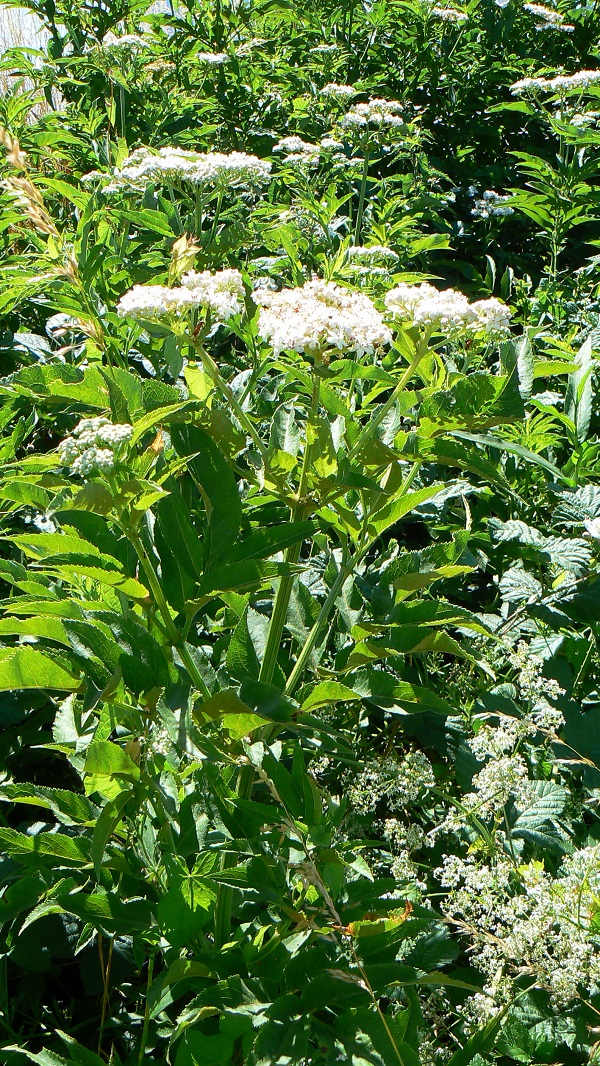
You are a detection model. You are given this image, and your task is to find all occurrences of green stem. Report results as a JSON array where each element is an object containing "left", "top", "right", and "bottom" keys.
[
  {"left": 349, "top": 339, "right": 429, "bottom": 461},
  {"left": 258, "top": 375, "right": 321, "bottom": 687},
  {"left": 214, "top": 375, "right": 321, "bottom": 948},
  {"left": 285, "top": 555, "right": 353, "bottom": 696},
  {"left": 130, "top": 533, "right": 211, "bottom": 700},
  {"left": 354, "top": 148, "right": 370, "bottom": 245},
  {"left": 195, "top": 342, "right": 269, "bottom": 465},
  {"left": 137, "top": 953, "right": 155, "bottom": 1066},
  {"left": 132, "top": 533, "right": 179, "bottom": 644}
]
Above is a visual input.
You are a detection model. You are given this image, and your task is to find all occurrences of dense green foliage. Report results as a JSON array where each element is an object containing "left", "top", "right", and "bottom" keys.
[{"left": 2, "top": 0, "right": 600, "bottom": 1063}]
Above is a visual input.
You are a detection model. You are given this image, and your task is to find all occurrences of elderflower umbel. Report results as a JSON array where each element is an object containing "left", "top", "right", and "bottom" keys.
[
  {"left": 273, "top": 136, "right": 321, "bottom": 164},
  {"left": 342, "top": 98, "right": 405, "bottom": 129},
  {"left": 347, "top": 244, "right": 400, "bottom": 265},
  {"left": 257, "top": 279, "right": 392, "bottom": 359},
  {"left": 117, "top": 268, "right": 245, "bottom": 323},
  {"left": 99, "top": 32, "right": 150, "bottom": 52},
  {"left": 523, "top": 3, "right": 574, "bottom": 30},
  {"left": 320, "top": 83, "right": 356, "bottom": 99},
  {"left": 511, "top": 70, "right": 600, "bottom": 95},
  {"left": 97, "top": 147, "right": 271, "bottom": 194},
  {"left": 196, "top": 51, "right": 228, "bottom": 65},
  {"left": 385, "top": 282, "right": 511, "bottom": 334},
  {"left": 59, "top": 417, "right": 133, "bottom": 479},
  {"left": 432, "top": 6, "right": 469, "bottom": 22}
]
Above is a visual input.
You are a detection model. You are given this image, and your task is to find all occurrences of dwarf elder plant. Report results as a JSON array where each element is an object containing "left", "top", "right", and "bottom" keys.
[{"left": 4, "top": 0, "right": 600, "bottom": 1063}]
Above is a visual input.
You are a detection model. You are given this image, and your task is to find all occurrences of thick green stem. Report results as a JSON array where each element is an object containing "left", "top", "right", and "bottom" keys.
[
  {"left": 349, "top": 339, "right": 429, "bottom": 461},
  {"left": 195, "top": 342, "right": 269, "bottom": 465},
  {"left": 214, "top": 375, "right": 321, "bottom": 947},
  {"left": 131, "top": 533, "right": 212, "bottom": 701},
  {"left": 285, "top": 557, "right": 352, "bottom": 696},
  {"left": 354, "top": 148, "right": 370, "bottom": 245},
  {"left": 258, "top": 375, "right": 321, "bottom": 687}
]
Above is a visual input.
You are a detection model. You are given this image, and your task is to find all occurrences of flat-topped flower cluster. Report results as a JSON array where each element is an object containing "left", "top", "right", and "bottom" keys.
[
  {"left": 59, "top": 417, "right": 133, "bottom": 478},
  {"left": 256, "top": 279, "right": 392, "bottom": 357},
  {"left": 117, "top": 269, "right": 245, "bottom": 323},
  {"left": 84, "top": 147, "right": 271, "bottom": 193},
  {"left": 511, "top": 69, "right": 600, "bottom": 95},
  {"left": 385, "top": 282, "right": 512, "bottom": 333},
  {"left": 341, "top": 98, "right": 405, "bottom": 128}
]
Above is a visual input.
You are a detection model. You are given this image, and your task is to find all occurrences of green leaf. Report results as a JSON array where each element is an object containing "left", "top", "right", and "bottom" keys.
[
  {"left": 92, "top": 791, "right": 133, "bottom": 878},
  {"left": 171, "top": 424, "right": 241, "bottom": 566},
  {"left": 367, "top": 484, "right": 445, "bottom": 538},
  {"left": 0, "top": 647, "right": 80, "bottom": 691},
  {"left": 0, "top": 826, "right": 90, "bottom": 865},
  {"left": 565, "top": 335, "right": 595, "bottom": 443},
  {"left": 84, "top": 740, "right": 140, "bottom": 800},
  {"left": 301, "top": 681, "right": 360, "bottom": 711}
]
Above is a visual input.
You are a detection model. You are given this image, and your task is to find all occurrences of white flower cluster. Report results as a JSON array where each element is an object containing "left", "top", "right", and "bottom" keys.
[
  {"left": 523, "top": 2, "right": 574, "bottom": 30},
  {"left": 117, "top": 268, "right": 245, "bottom": 323},
  {"left": 511, "top": 70, "right": 600, "bottom": 95},
  {"left": 89, "top": 147, "right": 271, "bottom": 194},
  {"left": 347, "top": 244, "right": 400, "bottom": 264},
  {"left": 59, "top": 417, "right": 133, "bottom": 479},
  {"left": 385, "top": 283, "right": 512, "bottom": 334},
  {"left": 432, "top": 5, "right": 469, "bottom": 21},
  {"left": 346, "top": 751, "right": 434, "bottom": 815},
  {"left": 100, "top": 32, "right": 150, "bottom": 52},
  {"left": 273, "top": 135, "right": 321, "bottom": 164},
  {"left": 257, "top": 279, "right": 392, "bottom": 358},
  {"left": 320, "top": 83, "right": 356, "bottom": 99},
  {"left": 471, "top": 189, "right": 514, "bottom": 218},
  {"left": 509, "top": 641, "right": 566, "bottom": 702},
  {"left": 196, "top": 51, "right": 228, "bottom": 65},
  {"left": 341, "top": 98, "right": 405, "bottom": 129},
  {"left": 438, "top": 847, "right": 600, "bottom": 1007}
]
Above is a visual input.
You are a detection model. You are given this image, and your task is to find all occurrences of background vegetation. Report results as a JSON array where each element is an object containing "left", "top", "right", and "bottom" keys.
[{"left": 1, "top": 0, "right": 600, "bottom": 1063}]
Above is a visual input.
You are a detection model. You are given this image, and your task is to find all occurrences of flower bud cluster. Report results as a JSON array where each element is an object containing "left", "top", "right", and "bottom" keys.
[
  {"left": 385, "top": 283, "right": 511, "bottom": 334},
  {"left": 59, "top": 417, "right": 133, "bottom": 479},
  {"left": 256, "top": 278, "right": 392, "bottom": 357}
]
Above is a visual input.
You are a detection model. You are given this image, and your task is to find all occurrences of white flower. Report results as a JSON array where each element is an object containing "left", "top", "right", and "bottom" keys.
[
  {"left": 59, "top": 417, "right": 133, "bottom": 479},
  {"left": 471, "top": 189, "right": 514, "bottom": 218},
  {"left": 385, "top": 283, "right": 511, "bottom": 334},
  {"left": 470, "top": 297, "right": 512, "bottom": 332},
  {"left": 257, "top": 279, "right": 392, "bottom": 358},
  {"left": 320, "top": 136, "right": 345, "bottom": 150},
  {"left": 320, "top": 83, "right": 356, "bottom": 99},
  {"left": 523, "top": 3, "right": 574, "bottom": 29},
  {"left": 117, "top": 268, "right": 245, "bottom": 323},
  {"left": 347, "top": 244, "right": 400, "bottom": 264},
  {"left": 511, "top": 70, "right": 600, "bottom": 95},
  {"left": 432, "top": 5, "right": 469, "bottom": 22},
  {"left": 341, "top": 98, "right": 405, "bottom": 129},
  {"left": 273, "top": 136, "right": 321, "bottom": 164},
  {"left": 101, "top": 147, "right": 271, "bottom": 193},
  {"left": 180, "top": 268, "right": 246, "bottom": 320},
  {"left": 99, "top": 32, "right": 150, "bottom": 52},
  {"left": 196, "top": 51, "right": 228, "bottom": 64}
]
